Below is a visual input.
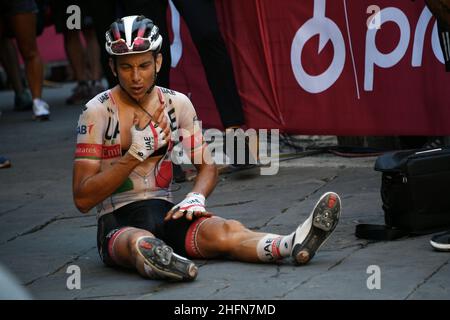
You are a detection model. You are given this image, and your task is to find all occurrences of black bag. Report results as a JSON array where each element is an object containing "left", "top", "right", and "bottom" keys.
[{"left": 356, "top": 147, "right": 450, "bottom": 240}]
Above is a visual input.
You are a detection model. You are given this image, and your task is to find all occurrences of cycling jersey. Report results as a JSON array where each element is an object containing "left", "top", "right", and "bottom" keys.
[{"left": 74, "top": 86, "right": 202, "bottom": 219}]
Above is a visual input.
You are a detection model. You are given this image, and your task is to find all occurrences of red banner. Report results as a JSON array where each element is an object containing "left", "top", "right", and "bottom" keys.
[{"left": 170, "top": 0, "right": 450, "bottom": 135}]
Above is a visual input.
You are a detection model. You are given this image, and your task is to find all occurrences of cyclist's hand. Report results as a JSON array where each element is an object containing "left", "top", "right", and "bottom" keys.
[
  {"left": 164, "top": 192, "right": 213, "bottom": 221},
  {"left": 128, "top": 118, "right": 167, "bottom": 162}
]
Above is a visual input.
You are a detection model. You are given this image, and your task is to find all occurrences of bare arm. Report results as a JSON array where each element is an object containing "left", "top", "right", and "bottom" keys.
[
  {"left": 164, "top": 140, "right": 218, "bottom": 221},
  {"left": 72, "top": 154, "right": 141, "bottom": 213},
  {"left": 190, "top": 149, "right": 219, "bottom": 198}
]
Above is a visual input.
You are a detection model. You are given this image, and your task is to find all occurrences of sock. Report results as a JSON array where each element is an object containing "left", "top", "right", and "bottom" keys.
[{"left": 256, "top": 233, "right": 295, "bottom": 262}]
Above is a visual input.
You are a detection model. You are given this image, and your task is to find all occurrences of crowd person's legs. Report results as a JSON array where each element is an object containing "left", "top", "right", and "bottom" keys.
[
  {"left": 424, "top": 1, "right": 450, "bottom": 251},
  {"left": 0, "top": 37, "right": 33, "bottom": 111},
  {"left": 4, "top": 9, "right": 49, "bottom": 120},
  {"left": 62, "top": 29, "right": 91, "bottom": 104},
  {"left": 172, "top": 0, "right": 245, "bottom": 129},
  {"left": 9, "top": 13, "right": 43, "bottom": 102},
  {"left": 50, "top": 0, "right": 104, "bottom": 105},
  {"left": 63, "top": 26, "right": 104, "bottom": 104},
  {"left": 172, "top": 0, "right": 257, "bottom": 167},
  {"left": 79, "top": 0, "right": 105, "bottom": 96},
  {"left": 0, "top": 37, "right": 24, "bottom": 94},
  {"left": 422, "top": 21, "right": 450, "bottom": 149},
  {"left": 82, "top": 26, "right": 104, "bottom": 95},
  {"left": 64, "top": 32, "right": 86, "bottom": 83},
  {"left": 88, "top": 0, "right": 117, "bottom": 88}
]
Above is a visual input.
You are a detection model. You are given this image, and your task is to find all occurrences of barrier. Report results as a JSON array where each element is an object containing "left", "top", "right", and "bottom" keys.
[{"left": 171, "top": 0, "right": 450, "bottom": 134}]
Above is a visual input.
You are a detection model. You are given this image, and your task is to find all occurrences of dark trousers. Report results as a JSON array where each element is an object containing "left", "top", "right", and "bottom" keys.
[{"left": 171, "top": 0, "right": 245, "bottom": 128}]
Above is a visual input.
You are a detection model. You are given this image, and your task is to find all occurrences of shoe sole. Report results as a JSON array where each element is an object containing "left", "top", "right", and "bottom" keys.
[
  {"left": 292, "top": 192, "right": 341, "bottom": 265},
  {"left": 0, "top": 161, "right": 11, "bottom": 169},
  {"left": 136, "top": 237, "right": 198, "bottom": 281},
  {"left": 32, "top": 114, "right": 50, "bottom": 121},
  {"left": 14, "top": 106, "right": 33, "bottom": 112},
  {"left": 430, "top": 240, "right": 450, "bottom": 252}
]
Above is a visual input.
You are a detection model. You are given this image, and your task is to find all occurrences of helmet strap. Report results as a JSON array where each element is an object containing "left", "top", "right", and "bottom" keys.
[{"left": 145, "top": 65, "right": 158, "bottom": 95}]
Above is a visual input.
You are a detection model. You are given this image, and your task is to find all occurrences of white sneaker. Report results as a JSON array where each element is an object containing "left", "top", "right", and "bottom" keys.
[
  {"left": 291, "top": 192, "right": 341, "bottom": 265},
  {"left": 430, "top": 231, "right": 450, "bottom": 252},
  {"left": 32, "top": 98, "right": 50, "bottom": 121}
]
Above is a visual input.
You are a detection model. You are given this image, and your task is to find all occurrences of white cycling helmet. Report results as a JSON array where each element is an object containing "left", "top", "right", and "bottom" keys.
[{"left": 105, "top": 15, "right": 162, "bottom": 56}]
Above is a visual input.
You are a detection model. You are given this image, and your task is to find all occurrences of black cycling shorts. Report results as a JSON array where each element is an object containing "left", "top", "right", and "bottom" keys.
[{"left": 97, "top": 199, "right": 208, "bottom": 266}]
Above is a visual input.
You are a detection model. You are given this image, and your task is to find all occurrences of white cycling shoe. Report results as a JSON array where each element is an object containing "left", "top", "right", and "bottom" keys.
[{"left": 291, "top": 192, "right": 341, "bottom": 265}]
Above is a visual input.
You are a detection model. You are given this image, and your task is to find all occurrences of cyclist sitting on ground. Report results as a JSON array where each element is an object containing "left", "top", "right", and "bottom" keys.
[{"left": 72, "top": 15, "right": 342, "bottom": 281}]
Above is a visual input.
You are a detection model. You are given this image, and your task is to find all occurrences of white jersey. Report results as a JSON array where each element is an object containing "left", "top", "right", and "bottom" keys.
[{"left": 74, "top": 87, "right": 201, "bottom": 219}]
